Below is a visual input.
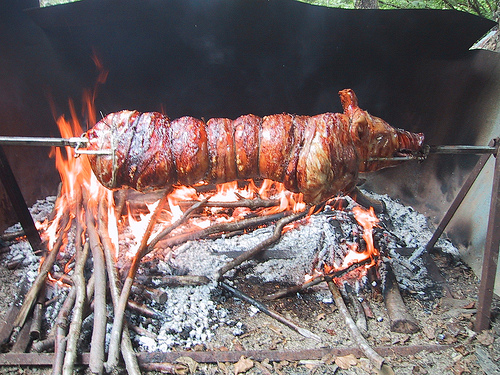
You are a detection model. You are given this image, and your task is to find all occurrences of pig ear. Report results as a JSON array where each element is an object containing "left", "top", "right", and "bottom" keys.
[
  {"left": 350, "top": 114, "right": 369, "bottom": 144},
  {"left": 339, "top": 89, "right": 359, "bottom": 115}
]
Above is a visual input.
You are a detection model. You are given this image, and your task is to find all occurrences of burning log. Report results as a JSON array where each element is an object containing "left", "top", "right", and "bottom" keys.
[
  {"left": 383, "top": 262, "right": 420, "bottom": 334},
  {"left": 265, "top": 258, "right": 372, "bottom": 300},
  {"left": 179, "top": 195, "right": 280, "bottom": 210}
]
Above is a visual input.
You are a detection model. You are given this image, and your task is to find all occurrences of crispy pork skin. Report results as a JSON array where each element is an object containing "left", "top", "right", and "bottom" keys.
[{"left": 86, "top": 89, "right": 424, "bottom": 204}]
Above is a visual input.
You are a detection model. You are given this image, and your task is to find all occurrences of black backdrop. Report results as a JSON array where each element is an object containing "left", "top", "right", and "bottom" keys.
[{"left": 0, "top": 0, "right": 498, "bottom": 231}]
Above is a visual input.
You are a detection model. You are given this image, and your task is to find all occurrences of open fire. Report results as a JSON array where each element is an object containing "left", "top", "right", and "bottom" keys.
[
  {"left": 0, "top": 104, "right": 460, "bottom": 372},
  {"left": 0, "top": 64, "right": 464, "bottom": 374}
]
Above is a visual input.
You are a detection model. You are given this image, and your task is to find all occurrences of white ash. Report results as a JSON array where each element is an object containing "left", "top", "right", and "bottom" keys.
[
  {"left": 3, "top": 196, "right": 56, "bottom": 284},
  {"left": 365, "top": 190, "right": 458, "bottom": 255},
  {"left": 3, "top": 190, "right": 462, "bottom": 352},
  {"left": 364, "top": 190, "right": 460, "bottom": 296}
]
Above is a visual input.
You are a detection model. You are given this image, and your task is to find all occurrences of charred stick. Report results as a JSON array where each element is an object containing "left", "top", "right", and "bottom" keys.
[
  {"left": 216, "top": 208, "right": 309, "bottom": 280},
  {"left": 153, "top": 210, "right": 289, "bottom": 252},
  {"left": 29, "top": 285, "right": 46, "bottom": 340},
  {"left": 131, "top": 284, "right": 168, "bottom": 304},
  {"left": 127, "top": 324, "right": 157, "bottom": 340},
  {"left": 14, "top": 212, "right": 70, "bottom": 329},
  {"left": 179, "top": 196, "right": 279, "bottom": 209},
  {"left": 266, "top": 258, "right": 372, "bottom": 300},
  {"left": 32, "top": 335, "right": 55, "bottom": 353},
  {"left": 383, "top": 262, "right": 420, "bottom": 334},
  {"left": 139, "top": 274, "right": 210, "bottom": 287},
  {"left": 326, "top": 279, "right": 385, "bottom": 370},
  {"left": 62, "top": 241, "right": 89, "bottom": 375},
  {"left": 127, "top": 300, "right": 161, "bottom": 320},
  {"left": 220, "top": 281, "right": 321, "bottom": 342},
  {"left": 360, "top": 298, "right": 375, "bottom": 319},
  {"left": 1, "top": 229, "right": 26, "bottom": 242},
  {"left": 84, "top": 198, "right": 107, "bottom": 375},
  {"left": 147, "top": 198, "right": 208, "bottom": 251},
  {"left": 11, "top": 316, "right": 33, "bottom": 353},
  {"left": 98, "top": 200, "right": 141, "bottom": 375},
  {"left": 265, "top": 276, "right": 327, "bottom": 300},
  {"left": 349, "top": 186, "right": 385, "bottom": 214}
]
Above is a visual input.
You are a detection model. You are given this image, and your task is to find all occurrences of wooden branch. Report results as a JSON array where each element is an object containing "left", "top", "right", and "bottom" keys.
[
  {"left": 105, "top": 191, "right": 170, "bottom": 372},
  {"left": 220, "top": 281, "right": 321, "bottom": 341},
  {"left": 216, "top": 208, "right": 309, "bottom": 280},
  {"left": 383, "top": 262, "right": 420, "bottom": 334},
  {"left": 84, "top": 199, "right": 107, "bottom": 375},
  {"left": 14, "top": 212, "right": 70, "bottom": 329},
  {"left": 326, "top": 279, "right": 385, "bottom": 370},
  {"left": 62, "top": 242, "right": 89, "bottom": 375},
  {"left": 98, "top": 200, "right": 141, "bottom": 375},
  {"left": 344, "top": 283, "right": 367, "bottom": 336},
  {"left": 52, "top": 287, "right": 76, "bottom": 375},
  {"left": 131, "top": 284, "right": 167, "bottom": 304}
]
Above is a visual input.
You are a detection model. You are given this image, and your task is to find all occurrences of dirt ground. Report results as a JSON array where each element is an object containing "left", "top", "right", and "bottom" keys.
[{"left": 0, "top": 241, "right": 499, "bottom": 375}]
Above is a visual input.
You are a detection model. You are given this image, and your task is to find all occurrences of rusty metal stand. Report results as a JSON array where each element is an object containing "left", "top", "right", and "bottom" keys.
[
  {"left": 419, "top": 138, "right": 499, "bottom": 332},
  {"left": 475, "top": 141, "right": 500, "bottom": 332},
  {"left": 0, "top": 145, "right": 41, "bottom": 251}
]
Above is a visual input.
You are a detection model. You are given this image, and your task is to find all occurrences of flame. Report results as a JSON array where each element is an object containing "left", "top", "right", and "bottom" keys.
[
  {"left": 352, "top": 205, "right": 379, "bottom": 266},
  {"left": 306, "top": 205, "right": 380, "bottom": 282},
  {"left": 126, "top": 199, "right": 160, "bottom": 257}
]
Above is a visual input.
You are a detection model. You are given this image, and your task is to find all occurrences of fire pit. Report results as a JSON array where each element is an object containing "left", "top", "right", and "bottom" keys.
[
  {"left": 1, "top": 2, "right": 499, "bottom": 373},
  {"left": 0, "top": 83, "right": 499, "bottom": 374}
]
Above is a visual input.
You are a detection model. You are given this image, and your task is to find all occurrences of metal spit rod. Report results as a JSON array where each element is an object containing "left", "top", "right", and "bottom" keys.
[
  {"left": 0, "top": 135, "right": 497, "bottom": 158},
  {"left": 368, "top": 143, "right": 498, "bottom": 162},
  {"left": 0, "top": 136, "right": 112, "bottom": 155}
]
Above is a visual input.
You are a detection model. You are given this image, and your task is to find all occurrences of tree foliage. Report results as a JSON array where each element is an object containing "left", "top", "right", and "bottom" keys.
[{"left": 300, "top": 0, "right": 499, "bottom": 19}]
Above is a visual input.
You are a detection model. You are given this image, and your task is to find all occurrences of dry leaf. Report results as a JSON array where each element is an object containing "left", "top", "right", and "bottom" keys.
[
  {"left": 462, "top": 301, "right": 475, "bottom": 309},
  {"left": 321, "top": 353, "right": 335, "bottom": 365},
  {"left": 422, "top": 325, "right": 436, "bottom": 340},
  {"left": 175, "top": 356, "right": 198, "bottom": 374},
  {"left": 234, "top": 355, "right": 254, "bottom": 374},
  {"left": 335, "top": 354, "right": 357, "bottom": 369},
  {"left": 316, "top": 313, "right": 326, "bottom": 321},
  {"left": 218, "top": 361, "right": 230, "bottom": 375},
  {"left": 476, "top": 330, "right": 495, "bottom": 346}
]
